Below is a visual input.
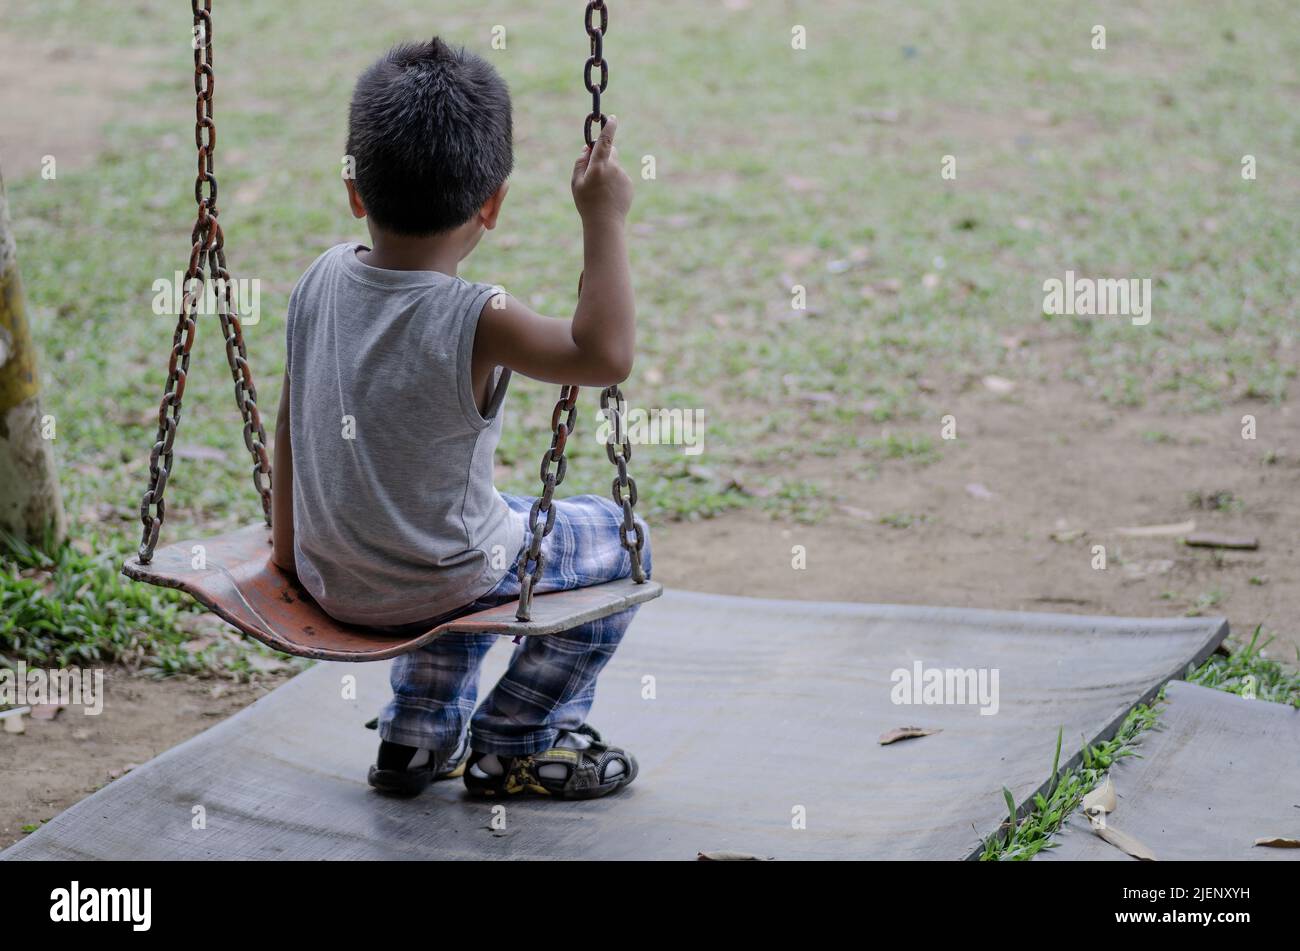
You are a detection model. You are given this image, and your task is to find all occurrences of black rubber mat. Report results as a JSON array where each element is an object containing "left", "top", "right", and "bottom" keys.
[{"left": 2, "top": 591, "right": 1226, "bottom": 860}]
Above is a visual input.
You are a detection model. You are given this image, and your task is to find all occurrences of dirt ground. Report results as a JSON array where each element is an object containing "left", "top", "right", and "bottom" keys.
[
  {"left": 1, "top": 32, "right": 1295, "bottom": 852},
  {"left": 0, "top": 675, "right": 280, "bottom": 849},
  {"left": 0, "top": 34, "right": 155, "bottom": 178},
  {"left": 6, "top": 387, "right": 1293, "bottom": 850},
  {"left": 654, "top": 393, "right": 1297, "bottom": 637}
]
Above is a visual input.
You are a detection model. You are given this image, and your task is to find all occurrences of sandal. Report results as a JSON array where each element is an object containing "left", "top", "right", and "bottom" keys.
[
  {"left": 368, "top": 734, "right": 470, "bottom": 796},
  {"left": 463, "top": 725, "right": 638, "bottom": 800}
]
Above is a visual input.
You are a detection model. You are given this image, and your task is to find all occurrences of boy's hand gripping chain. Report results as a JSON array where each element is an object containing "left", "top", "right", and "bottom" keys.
[{"left": 515, "top": 1, "right": 646, "bottom": 622}]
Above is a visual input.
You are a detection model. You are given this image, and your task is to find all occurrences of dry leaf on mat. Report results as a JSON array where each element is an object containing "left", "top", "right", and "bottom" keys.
[
  {"left": 1083, "top": 776, "right": 1156, "bottom": 860},
  {"left": 1253, "top": 837, "right": 1300, "bottom": 848},
  {"left": 697, "top": 851, "right": 768, "bottom": 861},
  {"left": 1095, "top": 825, "right": 1157, "bottom": 862},
  {"left": 878, "top": 726, "right": 942, "bottom": 745},
  {"left": 1082, "top": 776, "right": 1116, "bottom": 817}
]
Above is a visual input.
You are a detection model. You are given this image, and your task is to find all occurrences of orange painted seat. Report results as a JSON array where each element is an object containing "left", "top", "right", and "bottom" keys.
[{"left": 123, "top": 524, "right": 662, "bottom": 662}]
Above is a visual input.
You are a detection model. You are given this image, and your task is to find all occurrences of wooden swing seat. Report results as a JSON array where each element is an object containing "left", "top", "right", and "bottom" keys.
[{"left": 122, "top": 524, "right": 662, "bottom": 662}]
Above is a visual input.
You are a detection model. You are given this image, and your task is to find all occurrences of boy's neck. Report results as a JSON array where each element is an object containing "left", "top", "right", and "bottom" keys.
[{"left": 359, "top": 229, "right": 465, "bottom": 276}]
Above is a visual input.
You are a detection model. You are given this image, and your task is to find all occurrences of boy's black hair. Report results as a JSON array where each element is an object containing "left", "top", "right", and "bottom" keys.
[{"left": 346, "top": 37, "right": 513, "bottom": 236}]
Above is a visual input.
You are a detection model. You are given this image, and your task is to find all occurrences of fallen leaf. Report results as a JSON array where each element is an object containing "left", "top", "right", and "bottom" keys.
[
  {"left": 1113, "top": 520, "right": 1196, "bottom": 538},
  {"left": 1094, "top": 824, "right": 1157, "bottom": 861},
  {"left": 965, "top": 482, "right": 995, "bottom": 501},
  {"left": 1083, "top": 776, "right": 1156, "bottom": 860},
  {"left": 1253, "top": 837, "right": 1300, "bottom": 848},
  {"left": 879, "top": 726, "right": 942, "bottom": 745},
  {"left": 697, "top": 851, "right": 769, "bottom": 861},
  {"left": 982, "top": 375, "right": 1016, "bottom": 395},
  {"left": 1082, "top": 776, "right": 1116, "bottom": 817},
  {"left": 1184, "top": 533, "right": 1258, "bottom": 550}
]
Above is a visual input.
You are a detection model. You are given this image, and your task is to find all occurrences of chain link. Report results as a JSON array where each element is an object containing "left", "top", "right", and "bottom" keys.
[
  {"left": 514, "top": 0, "right": 645, "bottom": 620},
  {"left": 136, "top": 0, "right": 272, "bottom": 563},
  {"left": 583, "top": 1, "right": 608, "bottom": 147},
  {"left": 514, "top": 386, "right": 579, "bottom": 618},
  {"left": 600, "top": 385, "right": 646, "bottom": 579}
]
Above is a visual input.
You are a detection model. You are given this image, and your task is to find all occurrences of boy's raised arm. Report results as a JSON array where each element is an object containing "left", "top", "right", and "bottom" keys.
[{"left": 475, "top": 116, "right": 635, "bottom": 387}]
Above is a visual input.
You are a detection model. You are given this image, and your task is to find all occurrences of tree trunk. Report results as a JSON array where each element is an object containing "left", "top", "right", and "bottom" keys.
[{"left": 0, "top": 163, "right": 67, "bottom": 546}]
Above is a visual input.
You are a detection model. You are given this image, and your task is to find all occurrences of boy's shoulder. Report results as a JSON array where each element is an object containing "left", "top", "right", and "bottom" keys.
[{"left": 299, "top": 243, "right": 352, "bottom": 284}]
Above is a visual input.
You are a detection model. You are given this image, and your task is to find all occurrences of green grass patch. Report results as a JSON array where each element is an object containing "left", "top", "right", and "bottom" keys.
[
  {"left": 2, "top": 0, "right": 1298, "bottom": 664},
  {"left": 980, "top": 625, "right": 1298, "bottom": 860},
  {"left": 0, "top": 531, "right": 193, "bottom": 670},
  {"left": 0, "top": 532, "right": 283, "bottom": 677}
]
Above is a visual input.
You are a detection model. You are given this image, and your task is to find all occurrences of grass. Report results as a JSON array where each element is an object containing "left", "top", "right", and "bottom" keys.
[
  {"left": 1187, "top": 625, "right": 1300, "bottom": 706},
  {"left": 0, "top": 1, "right": 1296, "bottom": 659},
  {"left": 5, "top": 0, "right": 1297, "bottom": 538},
  {"left": 0, "top": 531, "right": 303, "bottom": 678},
  {"left": 980, "top": 625, "right": 1300, "bottom": 860},
  {"left": 0, "top": 531, "right": 196, "bottom": 671}
]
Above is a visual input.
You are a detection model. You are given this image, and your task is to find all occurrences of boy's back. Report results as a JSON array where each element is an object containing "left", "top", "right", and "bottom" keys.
[
  {"left": 271, "top": 36, "right": 647, "bottom": 801},
  {"left": 286, "top": 243, "right": 520, "bottom": 626}
]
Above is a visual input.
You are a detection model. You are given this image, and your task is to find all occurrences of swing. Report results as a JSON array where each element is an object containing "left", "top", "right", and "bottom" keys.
[{"left": 122, "top": 0, "right": 661, "bottom": 662}]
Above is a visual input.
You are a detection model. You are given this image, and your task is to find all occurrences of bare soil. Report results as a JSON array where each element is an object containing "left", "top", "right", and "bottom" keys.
[
  {"left": 1, "top": 27, "right": 1295, "bottom": 855},
  {"left": 1, "top": 675, "right": 281, "bottom": 849},
  {"left": 656, "top": 391, "right": 1297, "bottom": 647},
  {"left": 0, "top": 34, "right": 155, "bottom": 177}
]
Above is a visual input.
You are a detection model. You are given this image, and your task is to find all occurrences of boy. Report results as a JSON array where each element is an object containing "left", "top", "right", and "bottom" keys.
[{"left": 270, "top": 38, "right": 649, "bottom": 801}]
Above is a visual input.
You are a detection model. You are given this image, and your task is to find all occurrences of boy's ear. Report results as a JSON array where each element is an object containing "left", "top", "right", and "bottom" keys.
[
  {"left": 344, "top": 178, "right": 367, "bottom": 219},
  {"left": 479, "top": 181, "right": 509, "bottom": 231}
]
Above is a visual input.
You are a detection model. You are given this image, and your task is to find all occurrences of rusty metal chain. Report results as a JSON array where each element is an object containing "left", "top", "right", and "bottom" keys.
[
  {"left": 136, "top": 0, "right": 271, "bottom": 563},
  {"left": 514, "top": 386, "right": 579, "bottom": 619},
  {"left": 586, "top": 2, "right": 645, "bottom": 584},
  {"left": 583, "top": 0, "right": 609, "bottom": 147},
  {"left": 600, "top": 385, "right": 645, "bottom": 581},
  {"left": 514, "top": 0, "right": 644, "bottom": 620}
]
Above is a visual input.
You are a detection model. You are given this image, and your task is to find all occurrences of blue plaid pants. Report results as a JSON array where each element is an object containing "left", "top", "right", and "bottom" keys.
[{"left": 379, "top": 493, "right": 651, "bottom": 757}]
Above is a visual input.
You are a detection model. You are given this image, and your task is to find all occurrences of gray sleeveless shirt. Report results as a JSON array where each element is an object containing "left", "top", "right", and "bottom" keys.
[{"left": 285, "top": 243, "right": 522, "bottom": 626}]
